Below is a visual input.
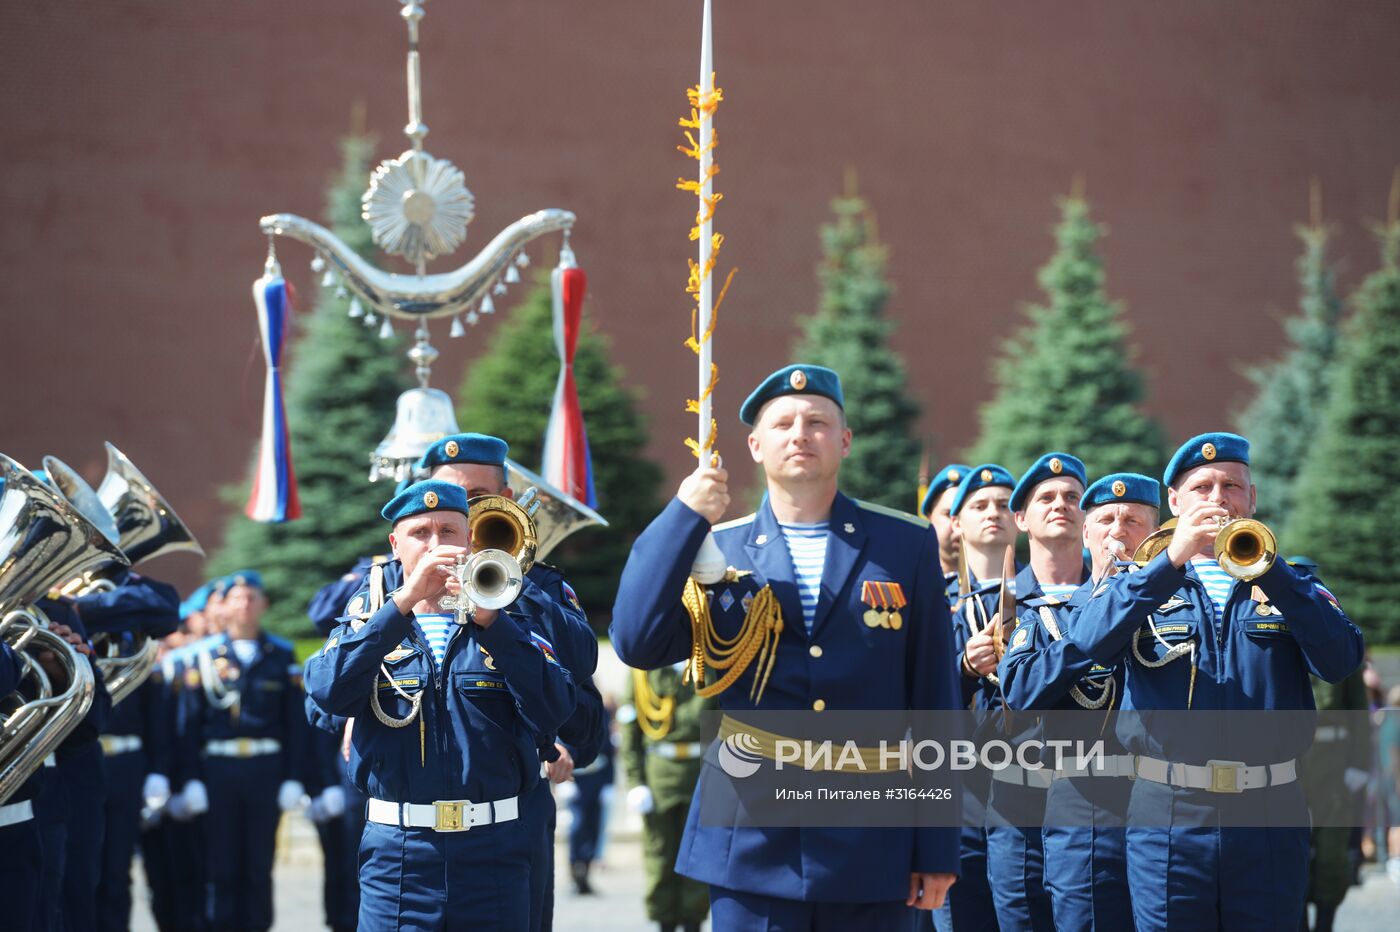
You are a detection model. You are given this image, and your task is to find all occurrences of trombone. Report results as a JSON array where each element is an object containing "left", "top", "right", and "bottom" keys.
[{"left": 1132, "top": 515, "right": 1277, "bottom": 581}]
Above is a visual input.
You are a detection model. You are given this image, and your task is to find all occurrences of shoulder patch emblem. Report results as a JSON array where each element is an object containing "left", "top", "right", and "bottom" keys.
[
  {"left": 348, "top": 595, "right": 366, "bottom": 616},
  {"left": 1011, "top": 626, "right": 1031, "bottom": 651}
]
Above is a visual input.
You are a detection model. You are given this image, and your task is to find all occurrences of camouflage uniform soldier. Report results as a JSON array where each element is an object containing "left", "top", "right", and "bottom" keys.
[{"left": 620, "top": 665, "right": 713, "bottom": 932}]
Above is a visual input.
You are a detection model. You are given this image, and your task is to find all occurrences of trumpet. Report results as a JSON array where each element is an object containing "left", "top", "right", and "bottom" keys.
[
  {"left": 442, "top": 549, "right": 525, "bottom": 626},
  {"left": 1132, "top": 515, "right": 1277, "bottom": 581},
  {"left": 468, "top": 491, "right": 539, "bottom": 577}
]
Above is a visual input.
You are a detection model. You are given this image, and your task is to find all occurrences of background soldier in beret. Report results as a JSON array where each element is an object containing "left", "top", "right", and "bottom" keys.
[
  {"left": 1068, "top": 432, "right": 1365, "bottom": 931},
  {"left": 305, "top": 481, "right": 577, "bottom": 930},
  {"left": 612, "top": 364, "right": 961, "bottom": 931},
  {"left": 620, "top": 665, "right": 713, "bottom": 932},
  {"left": 998, "top": 471, "right": 1161, "bottom": 931},
  {"left": 920, "top": 463, "right": 971, "bottom": 606},
  {"left": 177, "top": 572, "right": 310, "bottom": 932}
]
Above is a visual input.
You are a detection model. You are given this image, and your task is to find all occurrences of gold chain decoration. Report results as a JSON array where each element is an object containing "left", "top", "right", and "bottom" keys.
[
  {"left": 682, "top": 578, "right": 783, "bottom": 704},
  {"left": 631, "top": 669, "right": 677, "bottom": 741},
  {"left": 677, "top": 74, "right": 736, "bottom": 464}
]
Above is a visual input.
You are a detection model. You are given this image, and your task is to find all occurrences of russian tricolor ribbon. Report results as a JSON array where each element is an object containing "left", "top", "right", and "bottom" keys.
[
  {"left": 245, "top": 258, "right": 302, "bottom": 522},
  {"left": 542, "top": 245, "right": 597, "bottom": 508}
]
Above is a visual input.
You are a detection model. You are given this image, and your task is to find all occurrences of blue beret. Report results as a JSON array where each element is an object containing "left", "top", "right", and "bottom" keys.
[
  {"left": 1163, "top": 432, "right": 1250, "bottom": 488},
  {"left": 739, "top": 364, "right": 844, "bottom": 426},
  {"left": 949, "top": 464, "right": 1015, "bottom": 517},
  {"left": 381, "top": 480, "right": 471, "bottom": 525},
  {"left": 221, "top": 570, "right": 264, "bottom": 593},
  {"left": 1083, "top": 473, "right": 1161, "bottom": 510},
  {"left": 920, "top": 463, "right": 971, "bottom": 517},
  {"left": 417, "top": 433, "right": 509, "bottom": 473},
  {"left": 1010, "top": 452, "right": 1087, "bottom": 512},
  {"left": 179, "top": 582, "right": 213, "bottom": 619}
]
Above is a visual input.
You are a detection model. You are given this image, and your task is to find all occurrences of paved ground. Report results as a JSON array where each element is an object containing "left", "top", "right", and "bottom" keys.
[{"left": 128, "top": 805, "right": 1400, "bottom": 931}]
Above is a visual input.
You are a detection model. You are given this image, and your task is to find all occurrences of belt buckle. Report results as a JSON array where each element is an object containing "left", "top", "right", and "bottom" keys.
[
  {"left": 236, "top": 737, "right": 254, "bottom": 758},
  {"left": 1207, "top": 759, "right": 1244, "bottom": 794},
  {"left": 673, "top": 744, "right": 691, "bottom": 761},
  {"left": 434, "top": 800, "right": 467, "bottom": 832}
]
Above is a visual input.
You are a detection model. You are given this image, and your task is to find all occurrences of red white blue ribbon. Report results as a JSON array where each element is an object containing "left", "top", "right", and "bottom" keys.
[
  {"left": 542, "top": 245, "right": 597, "bottom": 508},
  {"left": 245, "top": 258, "right": 302, "bottom": 522}
]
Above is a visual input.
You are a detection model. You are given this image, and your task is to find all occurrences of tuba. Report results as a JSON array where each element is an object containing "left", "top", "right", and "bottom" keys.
[
  {"left": 502, "top": 458, "right": 607, "bottom": 562},
  {"left": 43, "top": 444, "right": 204, "bottom": 703},
  {"left": 1132, "top": 516, "right": 1277, "bottom": 581},
  {"left": 0, "top": 455, "right": 121, "bottom": 802}
]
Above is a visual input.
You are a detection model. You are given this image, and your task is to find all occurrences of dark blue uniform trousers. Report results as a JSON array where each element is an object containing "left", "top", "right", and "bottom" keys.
[
  {"left": 524, "top": 778, "right": 556, "bottom": 932},
  {"left": 931, "top": 781, "right": 998, "bottom": 932},
  {"left": 711, "top": 885, "right": 917, "bottom": 931},
  {"left": 315, "top": 773, "right": 366, "bottom": 931},
  {"left": 568, "top": 767, "right": 609, "bottom": 864},
  {"left": 0, "top": 818, "right": 43, "bottom": 932},
  {"left": 59, "top": 741, "right": 109, "bottom": 932},
  {"left": 1040, "top": 778, "right": 1131, "bottom": 932},
  {"left": 1125, "top": 781, "right": 1309, "bottom": 931},
  {"left": 357, "top": 817, "right": 533, "bottom": 931},
  {"left": 985, "top": 781, "right": 1054, "bottom": 932},
  {"left": 203, "top": 755, "right": 283, "bottom": 931},
  {"left": 97, "top": 748, "right": 147, "bottom": 932}
]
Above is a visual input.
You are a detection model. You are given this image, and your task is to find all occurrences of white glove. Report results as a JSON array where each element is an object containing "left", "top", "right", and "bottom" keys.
[
  {"left": 278, "top": 780, "right": 306, "bottom": 812},
  {"left": 180, "top": 779, "right": 209, "bottom": 818},
  {"left": 627, "top": 785, "right": 655, "bottom": 815},
  {"left": 142, "top": 773, "right": 172, "bottom": 812},
  {"left": 318, "top": 785, "right": 347, "bottom": 819},
  {"left": 306, "top": 796, "right": 327, "bottom": 823},
  {"left": 1344, "top": 767, "right": 1370, "bottom": 793},
  {"left": 555, "top": 780, "right": 579, "bottom": 805}
]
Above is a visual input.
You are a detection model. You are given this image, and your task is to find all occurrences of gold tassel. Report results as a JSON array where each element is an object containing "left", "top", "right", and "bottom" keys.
[
  {"left": 681, "top": 579, "right": 783, "bottom": 704},
  {"left": 633, "top": 669, "right": 677, "bottom": 741}
]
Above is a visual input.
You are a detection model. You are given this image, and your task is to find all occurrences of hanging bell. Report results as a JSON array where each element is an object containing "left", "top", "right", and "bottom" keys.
[
  {"left": 336, "top": 285, "right": 349, "bottom": 298},
  {"left": 378, "top": 319, "right": 395, "bottom": 339},
  {"left": 480, "top": 295, "right": 495, "bottom": 315},
  {"left": 492, "top": 280, "right": 508, "bottom": 296},
  {"left": 364, "top": 312, "right": 378, "bottom": 325},
  {"left": 322, "top": 270, "right": 338, "bottom": 288},
  {"left": 515, "top": 251, "right": 530, "bottom": 268},
  {"left": 466, "top": 310, "right": 480, "bottom": 326},
  {"left": 347, "top": 297, "right": 365, "bottom": 318},
  {"left": 449, "top": 316, "right": 466, "bottom": 338},
  {"left": 310, "top": 255, "right": 327, "bottom": 273},
  {"left": 504, "top": 264, "right": 521, "bottom": 284}
]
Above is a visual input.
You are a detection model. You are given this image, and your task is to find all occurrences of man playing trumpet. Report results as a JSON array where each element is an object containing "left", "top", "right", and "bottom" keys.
[{"left": 1067, "top": 432, "right": 1365, "bottom": 931}]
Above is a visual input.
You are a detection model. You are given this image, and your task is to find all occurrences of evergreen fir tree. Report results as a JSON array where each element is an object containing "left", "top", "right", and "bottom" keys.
[
  {"left": 211, "top": 136, "right": 410, "bottom": 637},
  {"left": 456, "top": 275, "right": 663, "bottom": 621},
  {"left": 1289, "top": 197, "right": 1400, "bottom": 644},
  {"left": 966, "top": 192, "right": 1166, "bottom": 482},
  {"left": 792, "top": 186, "right": 921, "bottom": 509},
  {"left": 1235, "top": 187, "right": 1346, "bottom": 531}
]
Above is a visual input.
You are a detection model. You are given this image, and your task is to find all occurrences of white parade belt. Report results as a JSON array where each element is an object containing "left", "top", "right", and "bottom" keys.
[
  {"left": 1134, "top": 756, "right": 1297, "bottom": 794},
  {"left": 1054, "top": 754, "right": 1136, "bottom": 780},
  {"left": 1313, "top": 725, "right": 1348, "bottom": 742},
  {"left": 991, "top": 763, "right": 1053, "bottom": 789},
  {"left": 204, "top": 737, "right": 281, "bottom": 758},
  {"left": 0, "top": 799, "right": 34, "bottom": 827},
  {"left": 647, "top": 741, "right": 704, "bottom": 761},
  {"left": 100, "top": 734, "right": 142, "bottom": 756},
  {"left": 367, "top": 795, "right": 520, "bottom": 833}
]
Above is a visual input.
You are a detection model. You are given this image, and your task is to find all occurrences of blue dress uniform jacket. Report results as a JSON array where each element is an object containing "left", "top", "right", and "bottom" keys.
[
  {"left": 1067, "top": 552, "right": 1364, "bottom": 931},
  {"left": 610, "top": 494, "right": 962, "bottom": 906},
  {"left": 998, "top": 579, "right": 1131, "bottom": 932},
  {"left": 71, "top": 569, "right": 181, "bottom": 638}
]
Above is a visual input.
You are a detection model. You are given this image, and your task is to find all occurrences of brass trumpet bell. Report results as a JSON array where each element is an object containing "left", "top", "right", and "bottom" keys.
[
  {"left": 467, "top": 494, "right": 538, "bottom": 577},
  {"left": 503, "top": 459, "right": 607, "bottom": 562}
]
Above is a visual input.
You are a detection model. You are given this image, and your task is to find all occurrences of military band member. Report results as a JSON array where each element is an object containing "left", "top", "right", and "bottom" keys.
[
  {"left": 998, "top": 471, "right": 1160, "bottom": 931},
  {"left": 347, "top": 432, "right": 607, "bottom": 932},
  {"left": 979, "top": 452, "right": 1091, "bottom": 932},
  {"left": 933, "top": 463, "right": 1016, "bottom": 932},
  {"left": 919, "top": 463, "right": 970, "bottom": 605},
  {"left": 1068, "top": 433, "right": 1365, "bottom": 931},
  {"left": 305, "top": 481, "right": 577, "bottom": 931},
  {"left": 621, "top": 665, "right": 714, "bottom": 932},
  {"left": 611, "top": 364, "right": 961, "bottom": 930},
  {"left": 178, "top": 571, "right": 310, "bottom": 932}
]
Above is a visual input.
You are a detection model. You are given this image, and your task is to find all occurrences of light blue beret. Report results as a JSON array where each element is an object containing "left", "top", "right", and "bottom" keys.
[
  {"left": 1082, "top": 473, "right": 1160, "bottom": 510},
  {"left": 381, "top": 480, "right": 471, "bottom": 525},
  {"left": 1163, "top": 432, "right": 1250, "bottom": 488},
  {"left": 739, "top": 364, "right": 844, "bottom": 426},
  {"left": 920, "top": 464, "right": 971, "bottom": 517},
  {"left": 949, "top": 464, "right": 1016, "bottom": 517},
  {"left": 1010, "top": 452, "right": 1087, "bottom": 512}
]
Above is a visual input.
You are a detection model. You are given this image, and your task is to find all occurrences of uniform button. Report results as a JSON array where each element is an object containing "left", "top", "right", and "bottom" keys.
[
  {"left": 812, "top": 699, "right": 826, "bottom": 711},
  {"left": 809, "top": 645, "right": 823, "bottom": 658}
]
